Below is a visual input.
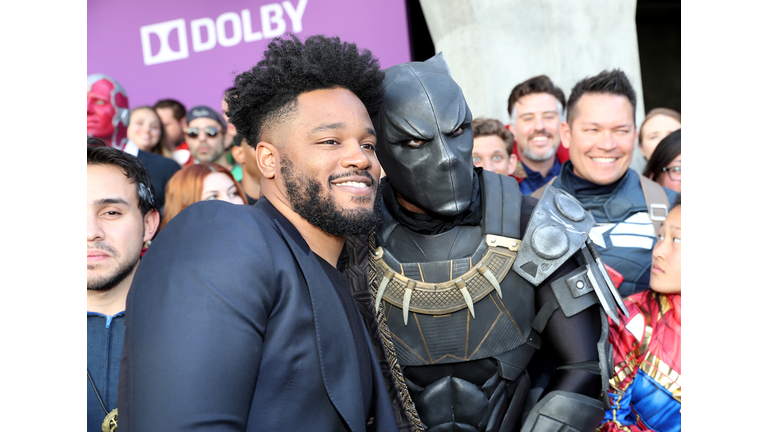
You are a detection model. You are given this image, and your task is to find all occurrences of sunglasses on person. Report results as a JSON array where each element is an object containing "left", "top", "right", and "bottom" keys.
[
  {"left": 184, "top": 126, "right": 221, "bottom": 138},
  {"left": 661, "top": 166, "right": 681, "bottom": 181}
]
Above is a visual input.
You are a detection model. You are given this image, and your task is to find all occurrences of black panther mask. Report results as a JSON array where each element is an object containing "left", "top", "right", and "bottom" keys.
[{"left": 373, "top": 53, "right": 474, "bottom": 216}]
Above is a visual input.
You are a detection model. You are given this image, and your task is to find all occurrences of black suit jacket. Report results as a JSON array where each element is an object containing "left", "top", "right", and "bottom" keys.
[
  {"left": 118, "top": 198, "right": 398, "bottom": 432},
  {"left": 136, "top": 150, "right": 181, "bottom": 213}
]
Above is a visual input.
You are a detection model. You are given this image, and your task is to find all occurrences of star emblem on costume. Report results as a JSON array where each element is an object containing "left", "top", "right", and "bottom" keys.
[{"left": 589, "top": 224, "right": 615, "bottom": 248}]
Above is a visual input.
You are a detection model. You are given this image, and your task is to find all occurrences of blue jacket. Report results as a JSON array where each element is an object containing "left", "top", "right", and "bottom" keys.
[
  {"left": 87, "top": 312, "right": 124, "bottom": 432},
  {"left": 118, "top": 198, "right": 398, "bottom": 432},
  {"left": 552, "top": 162, "right": 679, "bottom": 297}
]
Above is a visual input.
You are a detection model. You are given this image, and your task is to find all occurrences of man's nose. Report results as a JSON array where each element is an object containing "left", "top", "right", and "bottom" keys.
[
  {"left": 340, "top": 142, "right": 372, "bottom": 170},
  {"left": 87, "top": 213, "right": 105, "bottom": 242},
  {"left": 596, "top": 131, "right": 618, "bottom": 151}
]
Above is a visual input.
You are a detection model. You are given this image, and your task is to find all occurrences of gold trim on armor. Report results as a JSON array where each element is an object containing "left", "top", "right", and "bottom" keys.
[
  {"left": 491, "top": 290, "right": 524, "bottom": 338},
  {"left": 412, "top": 313, "right": 433, "bottom": 363},
  {"left": 641, "top": 352, "right": 681, "bottom": 402},
  {"left": 372, "top": 234, "right": 521, "bottom": 315}
]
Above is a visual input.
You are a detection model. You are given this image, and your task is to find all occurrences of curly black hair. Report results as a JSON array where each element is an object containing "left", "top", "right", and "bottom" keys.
[{"left": 225, "top": 34, "right": 385, "bottom": 148}]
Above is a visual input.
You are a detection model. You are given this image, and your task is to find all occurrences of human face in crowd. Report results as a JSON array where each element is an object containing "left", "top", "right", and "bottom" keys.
[
  {"left": 658, "top": 154, "right": 681, "bottom": 193},
  {"left": 128, "top": 108, "right": 162, "bottom": 152},
  {"left": 232, "top": 139, "right": 261, "bottom": 180},
  {"left": 272, "top": 88, "right": 381, "bottom": 236},
  {"left": 221, "top": 96, "right": 238, "bottom": 144},
  {"left": 639, "top": 114, "right": 681, "bottom": 160},
  {"left": 472, "top": 135, "right": 513, "bottom": 175},
  {"left": 87, "top": 79, "right": 117, "bottom": 138},
  {"left": 156, "top": 107, "right": 185, "bottom": 150},
  {"left": 561, "top": 93, "right": 637, "bottom": 185},
  {"left": 650, "top": 205, "right": 681, "bottom": 294},
  {"left": 186, "top": 117, "right": 226, "bottom": 163},
  {"left": 87, "top": 164, "right": 157, "bottom": 292},
  {"left": 510, "top": 93, "right": 562, "bottom": 163},
  {"left": 201, "top": 172, "right": 245, "bottom": 205}
]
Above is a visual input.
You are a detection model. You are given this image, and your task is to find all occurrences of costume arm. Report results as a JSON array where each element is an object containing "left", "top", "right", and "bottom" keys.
[
  {"left": 599, "top": 310, "right": 647, "bottom": 432},
  {"left": 118, "top": 203, "right": 276, "bottom": 431},
  {"left": 534, "top": 258, "right": 603, "bottom": 399}
]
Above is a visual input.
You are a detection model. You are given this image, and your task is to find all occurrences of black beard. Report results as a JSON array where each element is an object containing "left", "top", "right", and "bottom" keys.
[
  {"left": 281, "top": 155, "right": 382, "bottom": 237},
  {"left": 87, "top": 242, "right": 140, "bottom": 291}
]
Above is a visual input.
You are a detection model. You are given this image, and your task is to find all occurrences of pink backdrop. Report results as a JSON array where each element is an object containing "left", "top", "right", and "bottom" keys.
[{"left": 88, "top": 0, "right": 412, "bottom": 112}]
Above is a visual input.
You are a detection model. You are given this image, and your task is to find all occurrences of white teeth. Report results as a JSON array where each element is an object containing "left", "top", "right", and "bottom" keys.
[
  {"left": 335, "top": 181, "right": 367, "bottom": 188},
  {"left": 591, "top": 157, "right": 617, "bottom": 163}
]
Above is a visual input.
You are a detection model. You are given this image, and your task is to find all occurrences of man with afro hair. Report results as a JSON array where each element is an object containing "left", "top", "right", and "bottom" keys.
[{"left": 118, "top": 34, "right": 399, "bottom": 432}]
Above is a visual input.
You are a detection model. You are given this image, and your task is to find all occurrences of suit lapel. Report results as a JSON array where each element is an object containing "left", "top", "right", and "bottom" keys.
[{"left": 272, "top": 222, "right": 366, "bottom": 432}]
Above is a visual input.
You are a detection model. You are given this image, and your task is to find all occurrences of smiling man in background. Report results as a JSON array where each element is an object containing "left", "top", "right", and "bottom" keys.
[
  {"left": 551, "top": 69, "right": 679, "bottom": 297},
  {"left": 507, "top": 75, "right": 568, "bottom": 195}
]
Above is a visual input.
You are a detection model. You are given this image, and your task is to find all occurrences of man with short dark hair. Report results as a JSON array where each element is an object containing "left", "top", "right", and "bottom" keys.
[
  {"left": 554, "top": 69, "right": 679, "bottom": 297},
  {"left": 230, "top": 135, "right": 261, "bottom": 204},
  {"left": 507, "top": 75, "right": 569, "bottom": 195},
  {"left": 470, "top": 117, "right": 518, "bottom": 175},
  {"left": 153, "top": 99, "right": 187, "bottom": 155},
  {"left": 87, "top": 142, "right": 159, "bottom": 432},
  {"left": 118, "top": 34, "right": 398, "bottom": 432}
]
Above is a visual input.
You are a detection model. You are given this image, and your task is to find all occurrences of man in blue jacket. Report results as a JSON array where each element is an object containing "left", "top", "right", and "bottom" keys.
[
  {"left": 118, "top": 34, "right": 398, "bottom": 432},
  {"left": 553, "top": 69, "right": 679, "bottom": 297},
  {"left": 87, "top": 141, "right": 159, "bottom": 432}
]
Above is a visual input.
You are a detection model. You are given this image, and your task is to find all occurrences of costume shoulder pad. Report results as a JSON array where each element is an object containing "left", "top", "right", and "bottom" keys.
[{"left": 512, "top": 185, "right": 593, "bottom": 285}]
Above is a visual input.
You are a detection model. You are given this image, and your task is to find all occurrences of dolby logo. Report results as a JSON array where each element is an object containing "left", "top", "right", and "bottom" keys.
[{"left": 139, "top": 0, "right": 308, "bottom": 66}]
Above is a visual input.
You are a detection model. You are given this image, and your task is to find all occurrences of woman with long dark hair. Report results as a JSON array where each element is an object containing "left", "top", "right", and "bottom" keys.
[
  {"left": 127, "top": 106, "right": 168, "bottom": 157},
  {"left": 643, "top": 129, "right": 681, "bottom": 193}
]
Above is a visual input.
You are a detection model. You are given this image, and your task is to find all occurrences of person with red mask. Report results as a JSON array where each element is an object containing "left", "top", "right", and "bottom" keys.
[
  {"left": 87, "top": 74, "right": 180, "bottom": 213},
  {"left": 88, "top": 74, "right": 130, "bottom": 150}
]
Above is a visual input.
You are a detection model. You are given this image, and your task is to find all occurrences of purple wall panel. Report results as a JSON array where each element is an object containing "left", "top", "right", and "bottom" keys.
[{"left": 88, "top": 0, "right": 411, "bottom": 111}]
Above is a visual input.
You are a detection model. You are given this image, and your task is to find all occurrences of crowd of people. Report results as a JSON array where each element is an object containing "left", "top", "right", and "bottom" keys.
[{"left": 87, "top": 33, "right": 681, "bottom": 432}]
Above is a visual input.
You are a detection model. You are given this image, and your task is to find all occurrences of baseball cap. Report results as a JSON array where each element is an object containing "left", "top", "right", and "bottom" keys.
[{"left": 186, "top": 105, "right": 225, "bottom": 128}]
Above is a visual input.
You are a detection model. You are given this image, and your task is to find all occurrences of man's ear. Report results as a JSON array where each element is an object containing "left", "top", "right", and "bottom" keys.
[
  {"left": 180, "top": 116, "right": 187, "bottom": 129},
  {"left": 507, "top": 122, "right": 518, "bottom": 139},
  {"left": 507, "top": 153, "right": 519, "bottom": 176},
  {"left": 143, "top": 209, "right": 160, "bottom": 243},
  {"left": 257, "top": 142, "right": 278, "bottom": 179},
  {"left": 560, "top": 121, "right": 571, "bottom": 149},
  {"left": 231, "top": 144, "right": 245, "bottom": 165}
]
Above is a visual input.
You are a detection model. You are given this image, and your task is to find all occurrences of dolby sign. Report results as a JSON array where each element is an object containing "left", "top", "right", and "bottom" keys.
[{"left": 140, "top": 0, "right": 308, "bottom": 65}]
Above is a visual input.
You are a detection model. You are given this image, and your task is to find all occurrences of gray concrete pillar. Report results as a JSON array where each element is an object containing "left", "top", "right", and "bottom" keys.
[{"left": 419, "top": 0, "right": 648, "bottom": 173}]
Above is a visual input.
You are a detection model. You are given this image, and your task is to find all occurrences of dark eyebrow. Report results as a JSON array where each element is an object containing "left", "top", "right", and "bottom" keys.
[
  {"left": 307, "top": 122, "right": 345, "bottom": 137},
  {"left": 305, "top": 123, "right": 376, "bottom": 139},
  {"left": 581, "top": 121, "right": 633, "bottom": 128},
  {"left": 94, "top": 198, "right": 130, "bottom": 206}
]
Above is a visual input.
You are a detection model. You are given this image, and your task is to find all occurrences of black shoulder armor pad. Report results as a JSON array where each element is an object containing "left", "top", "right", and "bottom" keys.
[{"left": 512, "top": 185, "right": 593, "bottom": 286}]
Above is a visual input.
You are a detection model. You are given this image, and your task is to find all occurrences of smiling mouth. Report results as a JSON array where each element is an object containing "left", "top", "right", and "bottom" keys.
[
  {"left": 590, "top": 157, "right": 617, "bottom": 163},
  {"left": 334, "top": 180, "right": 369, "bottom": 188}
]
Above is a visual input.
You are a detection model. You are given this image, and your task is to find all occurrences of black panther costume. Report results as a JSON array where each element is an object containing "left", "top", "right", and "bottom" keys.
[{"left": 343, "top": 54, "right": 626, "bottom": 432}]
